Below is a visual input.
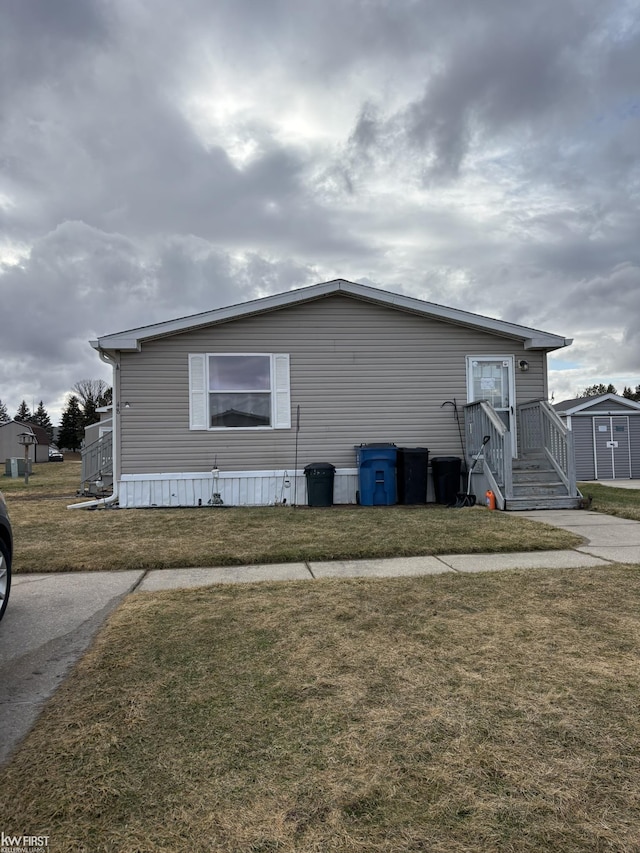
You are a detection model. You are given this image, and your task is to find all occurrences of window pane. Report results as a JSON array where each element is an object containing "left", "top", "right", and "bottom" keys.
[
  {"left": 472, "top": 361, "right": 509, "bottom": 409},
  {"left": 209, "top": 355, "right": 271, "bottom": 391},
  {"left": 210, "top": 393, "right": 271, "bottom": 427}
]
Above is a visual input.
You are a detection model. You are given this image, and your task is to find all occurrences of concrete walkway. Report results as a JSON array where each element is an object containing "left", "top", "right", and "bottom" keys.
[{"left": 517, "top": 509, "right": 640, "bottom": 564}]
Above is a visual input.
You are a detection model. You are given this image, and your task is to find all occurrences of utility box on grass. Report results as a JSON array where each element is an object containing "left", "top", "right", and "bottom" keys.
[{"left": 5, "top": 457, "right": 28, "bottom": 478}]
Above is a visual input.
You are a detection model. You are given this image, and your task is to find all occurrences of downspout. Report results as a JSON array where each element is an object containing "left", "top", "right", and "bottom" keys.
[{"left": 68, "top": 348, "right": 120, "bottom": 510}]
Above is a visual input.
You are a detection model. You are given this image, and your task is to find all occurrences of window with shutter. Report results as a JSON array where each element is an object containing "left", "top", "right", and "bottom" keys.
[{"left": 189, "top": 353, "right": 290, "bottom": 430}]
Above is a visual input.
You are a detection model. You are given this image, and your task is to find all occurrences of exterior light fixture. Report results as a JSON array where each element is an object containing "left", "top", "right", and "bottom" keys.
[{"left": 518, "top": 360, "right": 529, "bottom": 372}]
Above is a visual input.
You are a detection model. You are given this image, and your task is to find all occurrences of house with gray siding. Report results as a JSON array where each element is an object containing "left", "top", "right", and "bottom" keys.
[
  {"left": 0, "top": 420, "right": 50, "bottom": 467},
  {"left": 84, "top": 406, "right": 113, "bottom": 448},
  {"left": 554, "top": 394, "right": 640, "bottom": 481},
  {"left": 81, "top": 279, "right": 580, "bottom": 510},
  {"left": 80, "top": 405, "right": 114, "bottom": 495}
]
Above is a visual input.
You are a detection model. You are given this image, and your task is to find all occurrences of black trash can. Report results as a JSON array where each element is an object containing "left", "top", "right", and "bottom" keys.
[
  {"left": 430, "top": 456, "right": 462, "bottom": 505},
  {"left": 397, "top": 447, "right": 429, "bottom": 504},
  {"left": 304, "top": 462, "right": 336, "bottom": 507}
]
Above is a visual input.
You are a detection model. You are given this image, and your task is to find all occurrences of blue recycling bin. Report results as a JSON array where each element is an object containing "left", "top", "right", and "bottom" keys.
[{"left": 355, "top": 444, "right": 397, "bottom": 506}]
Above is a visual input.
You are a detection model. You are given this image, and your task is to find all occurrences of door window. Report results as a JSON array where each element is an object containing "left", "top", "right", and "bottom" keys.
[{"left": 466, "top": 356, "right": 516, "bottom": 456}]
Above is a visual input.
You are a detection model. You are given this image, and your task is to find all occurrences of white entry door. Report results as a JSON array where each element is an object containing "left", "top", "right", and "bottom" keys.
[{"left": 466, "top": 356, "right": 517, "bottom": 456}]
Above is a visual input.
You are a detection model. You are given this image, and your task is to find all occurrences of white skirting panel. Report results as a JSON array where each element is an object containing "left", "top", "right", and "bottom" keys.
[{"left": 119, "top": 469, "right": 359, "bottom": 508}]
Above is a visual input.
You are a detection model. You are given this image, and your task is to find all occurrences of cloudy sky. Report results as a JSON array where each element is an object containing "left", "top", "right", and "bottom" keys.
[{"left": 1, "top": 0, "right": 639, "bottom": 422}]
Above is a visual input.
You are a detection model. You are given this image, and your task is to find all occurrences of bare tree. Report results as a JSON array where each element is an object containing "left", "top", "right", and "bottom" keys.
[{"left": 73, "top": 379, "right": 111, "bottom": 426}]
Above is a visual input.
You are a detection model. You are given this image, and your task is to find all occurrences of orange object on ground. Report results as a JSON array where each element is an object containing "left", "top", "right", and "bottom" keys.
[{"left": 485, "top": 490, "right": 496, "bottom": 510}]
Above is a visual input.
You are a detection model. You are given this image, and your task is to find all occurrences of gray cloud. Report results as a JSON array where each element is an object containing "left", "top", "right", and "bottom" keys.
[{"left": 1, "top": 0, "right": 639, "bottom": 418}]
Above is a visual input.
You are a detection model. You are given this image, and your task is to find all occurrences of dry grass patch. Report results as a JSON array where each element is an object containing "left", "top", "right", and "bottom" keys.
[
  {"left": 3, "top": 566, "right": 640, "bottom": 851},
  {"left": 11, "top": 501, "right": 580, "bottom": 572},
  {"left": 0, "top": 456, "right": 82, "bottom": 499},
  {"left": 579, "top": 481, "right": 640, "bottom": 522},
  {"left": 4, "top": 463, "right": 581, "bottom": 572}
]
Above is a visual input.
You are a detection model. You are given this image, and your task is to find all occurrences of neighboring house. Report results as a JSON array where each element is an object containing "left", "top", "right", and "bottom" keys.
[
  {"left": 0, "top": 421, "right": 50, "bottom": 464},
  {"left": 87, "top": 279, "right": 580, "bottom": 510},
  {"left": 81, "top": 406, "right": 114, "bottom": 495},
  {"left": 554, "top": 394, "right": 640, "bottom": 480},
  {"left": 29, "top": 425, "right": 51, "bottom": 462},
  {"left": 84, "top": 405, "right": 113, "bottom": 447}
]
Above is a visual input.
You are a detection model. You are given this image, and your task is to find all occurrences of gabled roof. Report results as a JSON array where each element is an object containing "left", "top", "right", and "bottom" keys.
[
  {"left": 554, "top": 393, "right": 640, "bottom": 415},
  {"left": 0, "top": 419, "right": 33, "bottom": 431},
  {"left": 0, "top": 420, "right": 50, "bottom": 443},
  {"left": 91, "top": 279, "right": 572, "bottom": 353},
  {"left": 29, "top": 424, "right": 50, "bottom": 445}
]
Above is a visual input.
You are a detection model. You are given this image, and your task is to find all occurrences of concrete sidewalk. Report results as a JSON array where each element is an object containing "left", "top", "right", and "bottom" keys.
[{"left": 137, "top": 509, "right": 640, "bottom": 591}]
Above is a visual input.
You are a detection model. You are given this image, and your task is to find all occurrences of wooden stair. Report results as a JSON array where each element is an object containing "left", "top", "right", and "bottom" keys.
[{"left": 505, "top": 454, "right": 582, "bottom": 511}]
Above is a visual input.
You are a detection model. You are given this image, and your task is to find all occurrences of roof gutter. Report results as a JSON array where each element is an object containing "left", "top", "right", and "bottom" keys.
[{"left": 68, "top": 348, "right": 119, "bottom": 510}]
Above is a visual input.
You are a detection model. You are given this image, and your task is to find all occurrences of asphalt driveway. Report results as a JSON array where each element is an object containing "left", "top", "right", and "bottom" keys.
[{"left": 0, "top": 571, "right": 143, "bottom": 766}]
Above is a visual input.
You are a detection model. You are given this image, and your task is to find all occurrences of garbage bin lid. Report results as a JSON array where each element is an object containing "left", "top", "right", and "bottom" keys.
[
  {"left": 355, "top": 443, "right": 397, "bottom": 448},
  {"left": 304, "top": 462, "right": 336, "bottom": 470}
]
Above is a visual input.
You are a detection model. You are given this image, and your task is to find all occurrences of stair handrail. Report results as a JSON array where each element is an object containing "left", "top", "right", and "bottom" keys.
[
  {"left": 81, "top": 432, "right": 113, "bottom": 485},
  {"left": 517, "top": 400, "right": 577, "bottom": 495},
  {"left": 463, "top": 400, "right": 512, "bottom": 506}
]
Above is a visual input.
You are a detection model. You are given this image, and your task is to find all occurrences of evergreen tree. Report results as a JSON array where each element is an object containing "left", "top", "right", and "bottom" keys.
[
  {"left": 32, "top": 401, "right": 55, "bottom": 443},
  {"left": 579, "top": 383, "right": 618, "bottom": 397},
  {"left": 14, "top": 400, "right": 32, "bottom": 422},
  {"left": 58, "top": 395, "right": 84, "bottom": 451},
  {"left": 0, "top": 399, "right": 9, "bottom": 424},
  {"left": 623, "top": 384, "right": 640, "bottom": 402}
]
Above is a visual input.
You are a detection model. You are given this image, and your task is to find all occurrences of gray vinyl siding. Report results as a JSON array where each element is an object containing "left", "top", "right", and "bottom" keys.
[
  {"left": 571, "top": 417, "right": 596, "bottom": 480},
  {"left": 568, "top": 413, "right": 640, "bottom": 480},
  {"left": 118, "top": 295, "right": 549, "bottom": 475},
  {"left": 631, "top": 418, "right": 640, "bottom": 478},
  {"left": 580, "top": 399, "right": 639, "bottom": 413}
]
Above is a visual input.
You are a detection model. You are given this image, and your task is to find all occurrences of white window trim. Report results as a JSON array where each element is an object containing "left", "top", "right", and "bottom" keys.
[{"left": 189, "top": 352, "right": 291, "bottom": 431}]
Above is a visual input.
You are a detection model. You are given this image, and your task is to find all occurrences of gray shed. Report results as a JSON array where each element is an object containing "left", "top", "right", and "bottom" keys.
[
  {"left": 554, "top": 394, "right": 640, "bottom": 480},
  {"left": 0, "top": 420, "right": 50, "bottom": 464}
]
